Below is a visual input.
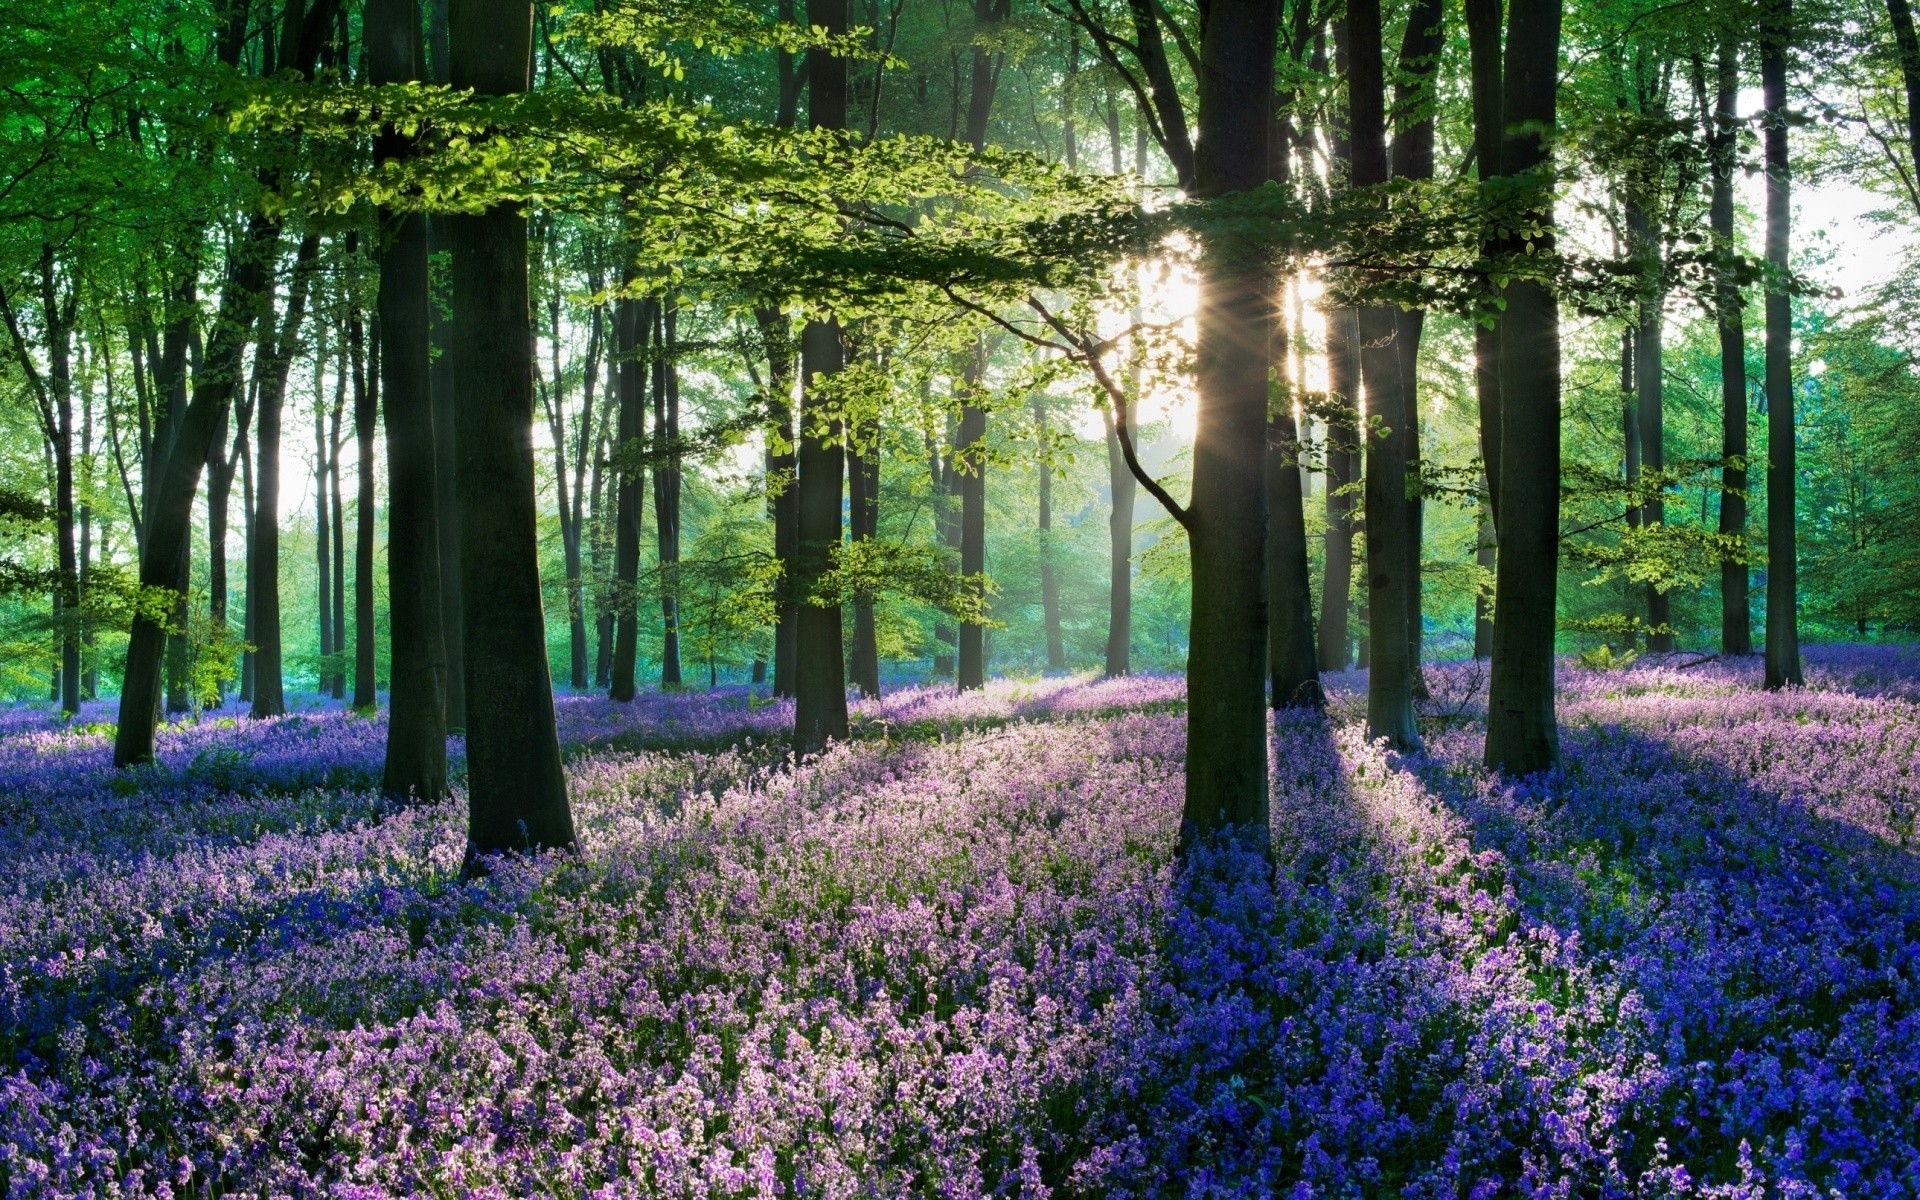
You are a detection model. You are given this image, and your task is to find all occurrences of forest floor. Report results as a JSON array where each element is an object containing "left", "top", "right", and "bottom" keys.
[{"left": 5, "top": 646, "right": 1920, "bottom": 1197}]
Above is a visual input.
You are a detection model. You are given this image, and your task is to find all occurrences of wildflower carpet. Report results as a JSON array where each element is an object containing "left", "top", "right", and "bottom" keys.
[{"left": 4, "top": 649, "right": 1919, "bottom": 1196}]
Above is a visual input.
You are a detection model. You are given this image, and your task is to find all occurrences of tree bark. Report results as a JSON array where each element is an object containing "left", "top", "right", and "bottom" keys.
[
  {"left": 849, "top": 418, "right": 881, "bottom": 696},
  {"left": 370, "top": 0, "right": 449, "bottom": 799},
  {"left": 1102, "top": 397, "right": 1136, "bottom": 675},
  {"left": 1319, "top": 303, "right": 1358, "bottom": 672},
  {"left": 352, "top": 302, "right": 378, "bottom": 708},
  {"left": 1351, "top": 0, "right": 1419, "bottom": 750},
  {"left": 448, "top": 0, "right": 575, "bottom": 863},
  {"left": 1761, "top": 0, "right": 1802, "bottom": 688},
  {"left": 794, "top": 0, "right": 850, "bottom": 751},
  {"left": 1036, "top": 396, "right": 1066, "bottom": 672},
  {"left": 1710, "top": 38, "right": 1752, "bottom": 655},
  {"left": 329, "top": 368, "right": 347, "bottom": 699},
  {"left": 610, "top": 291, "right": 648, "bottom": 700},
  {"left": 1265, "top": 54, "right": 1320, "bottom": 711},
  {"left": 758, "top": 308, "right": 799, "bottom": 697},
  {"left": 1466, "top": 0, "right": 1504, "bottom": 519},
  {"left": 1178, "top": 0, "right": 1280, "bottom": 852},
  {"left": 956, "top": 346, "right": 988, "bottom": 690},
  {"left": 1483, "top": 0, "right": 1565, "bottom": 775},
  {"left": 315, "top": 353, "right": 337, "bottom": 699},
  {"left": 954, "top": 0, "right": 1005, "bottom": 692},
  {"left": 249, "top": 235, "right": 322, "bottom": 721},
  {"left": 1627, "top": 196, "right": 1673, "bottom": 651},
  {"left": 1392, "top": 0, "right": 1442, "bottom": 695},
  {"left": 653, "top": 300, "right": 683, "bottom": 687}
]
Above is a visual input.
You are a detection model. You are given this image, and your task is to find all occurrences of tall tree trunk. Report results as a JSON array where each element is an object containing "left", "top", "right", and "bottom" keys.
[
  {"left": 610, "top": 291, "right": 648, "bottom": 700},
  {"left": 1711, "top": 39, "right": 1752, "bottom": 655},
  {"left": 316, "top": 355, "right": 336, "bottom": 699},
  {"left": 372, "top": 0, "right": 449, "bottom": 799},
  {"left": 1102, "top": 396, "right": 1135, "bottom": 675},
  {"left": 1320, "top": 304, "right": 1358, "bottom": 672},
  {"left": 1483, "top": 0, "right": 1565, "bottom": 775},
  {"left": 1178, "top": 0, "right": 1280, "bottom": 851},
  {"left": 204, "top": 379, "right": 243, "bottom": 707},
  {"left": 1627, "top": 197, "right": 1673, "bottom": 651},
  {"left": 1350, "top": 0, "right": 1419, "bottom": 750},
  {"left": 249, "top": 235, "right": 322, "bottom": 721},
  {"left": 1466, "top": 0, "right": 1497, "bottom": 533},
  {"left": 352, "top": 310, "right": 378, "bottom": 707},
  {"left": 1621, "top": 324, "right": 1641, "bottom": 640},
  {"left": 956, "top": 346, "right": 988, "bottom": 690},
  {"left": 1035, "top": 397, "right": 1066, "bottom": 672},
  {"left": 427, "top": 0, "right": 465, "bottom": 733},
  {"left": 329, "top": 371, "right": 346, "bottom": 699},
  {"left": 448, "top": 0, "right": 575, "bottom": 864},
  {"left": 758, "top": 308, "right": 799, "bottom": 697},
  {"left": 1761, "top": 0, "right": 1802, "bottom": 689},
  {"left": 1265, "top": 72, "right": 1320, "bottom": 710},
  {"left": 1474, "top": 488, "right": 1495, "bottom": 658},
  {"left": 240, "top": 429, "right": 256, "bottom": 701},
  {"left": 849, "top": 420, "right": 881, "bottom": 696},
  {"left": 953, "top": 0, "right": 1006, "bottom": 692},
  {"left": 653, "top": 300, "right": 683, "bottom": 687},
  {"left": 1392, "top": 0, "right": 1442, "bottom": 695},
  {"left": 794, "top": 0, "right": 851, "bottom": 751}
]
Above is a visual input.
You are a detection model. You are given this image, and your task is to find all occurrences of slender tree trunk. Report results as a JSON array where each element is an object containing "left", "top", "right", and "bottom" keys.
[
  {"left": 793, "top": 0, "right": 851, "bottom": 751},
  {"left": 329, "top": 374, "right": 346, "bottom": 699},
  {"left": 953, "top": 1, "right": 1005, "bottom": 692},
  {"left": 956, "top": 346, "right": 988, "bottom": 690},
  {"left": 1265, "top": 92, "right": 1320, "bottom": 710},
  {"left": 759, "top": 308, "right": 800, "bottom": 697},
  {"left": 1179, "top": 0, "right": 1280, "bottom": 851},
  {"left": 240, "top": 432, "right": 255, "bottom": 701},
  {"left": 204, "top": 389, "right": 238, "bottom": 707},
  {"left": 371, "top": 0, "right": 448, "bottom": 798},
  {"left": 1466, "top": 0, "right": 1504, "bottom": 501},
  {"left": 849, "top": 422, "right": 881, "bottom": 697},
  {"left": 316, "top": 360, "right": 336, "bottom": 698},
  {"left": 1711, "top": 39, "right": 1752, "bottom": 655},
  {"left": 1762, "top": 0, "right": 1802, "bottom": 689},
  {"left": 1627, "top": 197, "right": 1673, "bottom": 651},
  {"left": 1392, "top": 0, "right": 1441, "bottom": 694},
  {"left": 610, "top": 291, "right": 648, "bottom": 700},
  {"left": 352, "top": 310, "right": 378, "bottom": 707},
  {"left": 448, "top": 0, "right": 575, "bottom": 864},
  {"left": 1621, "top": 323, "right": 1642, "bottom": 642},
  {"left": 1483, "top": 0, "right": 1565, "bottom": 775},
  {"left": 1320, "top": 304, "right": 1358, "bottom": 671},
  {"left": 1474, "top": 488, "right": 1495, "bottom": 658},
  {"left": 1036, "top": 397, "right": 1066, "bottom": 672},
  {"left": 1350, "top": 0, "right": 1418, "bottom": 749},
  {"left": 249, "top": 236, "right": 321, "bottom": 721},
  {"left": 653, "top": 300, "right": 683, "bottom": 687},
  {"left": 1102, "top": 398, "right": 1135, "bottom": 675},
  {"left": 29, "top": 257, "right": 84, "bottom": 715}
]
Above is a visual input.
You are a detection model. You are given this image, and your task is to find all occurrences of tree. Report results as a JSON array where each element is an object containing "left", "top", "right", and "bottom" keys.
[
  {"left": 1483, "top": 0, "right": 1565, "bottom": 776},
  {"left": 1762, "top": 0, "right": 1803, "bottom": 688},
  {"left": 370, "top": 0, "right": 449, "bottom": 801},
  {"left": 1352, "top": 0, "right": 1419, "bottom": 751},
  {"left": 248, "top": 235, "right": 322, "bottom": 721},
  {"left": 1178, "top": 0, "right": 1281, "bottom": 850},
  {"left": 793, "top": 0, "right": 852, "bottom": 753},
  {"left": 1708, "top": 35, "right": 1753, "bottom": 655},
  {"left": 446, "top": 0, "right": 575, "bottom": 864}
]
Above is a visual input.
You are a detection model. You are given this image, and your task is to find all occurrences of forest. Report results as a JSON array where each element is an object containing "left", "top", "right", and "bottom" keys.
[{"left": 7, "top": 0, "right": 1920, "bottom": 1192}]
